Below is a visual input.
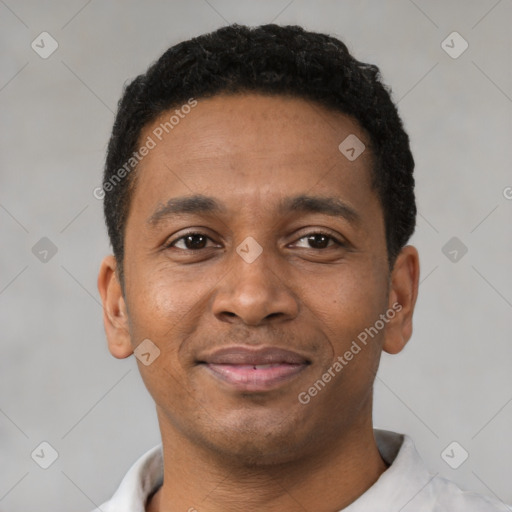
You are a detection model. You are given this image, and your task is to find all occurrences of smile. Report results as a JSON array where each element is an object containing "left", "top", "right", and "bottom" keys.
[{"left": 198, "top": 346, "right": 311, "bottom": 392}]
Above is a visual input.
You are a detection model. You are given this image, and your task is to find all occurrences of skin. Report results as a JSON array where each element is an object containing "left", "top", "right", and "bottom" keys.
[{"left": 98, "top": 93, "right": 419, "bottom": 512}]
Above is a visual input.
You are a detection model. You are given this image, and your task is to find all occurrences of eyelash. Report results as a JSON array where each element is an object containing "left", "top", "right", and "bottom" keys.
[{"left": 165, "top": 230, "right": 346, "bottom": 251}]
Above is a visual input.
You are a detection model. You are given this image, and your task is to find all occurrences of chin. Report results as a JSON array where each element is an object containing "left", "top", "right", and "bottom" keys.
[
  {"left": 211, "top": 434, "right": 307, "bottom": 467},
  {"left": 196, "top": 408, "right": 317, "bottom": 467}
]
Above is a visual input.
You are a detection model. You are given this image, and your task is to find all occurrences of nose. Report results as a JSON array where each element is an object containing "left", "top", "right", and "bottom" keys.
[{"left": 211, "top": 244, "right": 299, "bottom": 326}]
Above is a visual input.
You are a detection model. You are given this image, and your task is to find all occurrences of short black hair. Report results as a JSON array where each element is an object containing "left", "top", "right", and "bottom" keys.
[{"left": 103, "top": 23, "right": 416, "bottom": 289}]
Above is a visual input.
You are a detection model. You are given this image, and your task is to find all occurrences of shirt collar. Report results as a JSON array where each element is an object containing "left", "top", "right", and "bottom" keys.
[
  {"left": 342, "top": 429, "right": 434, "bottom": 511},
  {"left": 96, "top": 429, "right": 433, "bottom": 511},
  {"left": 97, "top": 444, "right": 163, "bottom": 512}
]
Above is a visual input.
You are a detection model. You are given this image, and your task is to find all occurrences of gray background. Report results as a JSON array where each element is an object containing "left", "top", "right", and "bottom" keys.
[{"left": 1, "top": 0, "right": 511, "bottom": 510}]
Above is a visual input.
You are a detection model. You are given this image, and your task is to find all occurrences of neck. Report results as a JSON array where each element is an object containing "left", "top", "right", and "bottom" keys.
[{"left": 147, "top": 412, "right": 388, "bottom": 512}]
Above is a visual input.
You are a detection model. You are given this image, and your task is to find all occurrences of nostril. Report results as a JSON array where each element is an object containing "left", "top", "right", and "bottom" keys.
[{"left": 218, "top": 311, "right": 238, "bottom": 320}]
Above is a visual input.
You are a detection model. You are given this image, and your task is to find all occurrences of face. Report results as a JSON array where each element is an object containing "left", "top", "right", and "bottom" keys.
[{"left": 98, "top": 93, "right": 418, "bottom": 465}]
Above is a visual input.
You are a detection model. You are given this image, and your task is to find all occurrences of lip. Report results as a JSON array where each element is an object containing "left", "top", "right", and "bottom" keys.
[{"left": 198, "top": 346, "right": 311, "bottom": 392}]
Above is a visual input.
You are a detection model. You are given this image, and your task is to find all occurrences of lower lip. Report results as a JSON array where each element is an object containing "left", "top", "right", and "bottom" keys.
[{"left": 203, "top": 363, "right": 308, "bottom": 392}]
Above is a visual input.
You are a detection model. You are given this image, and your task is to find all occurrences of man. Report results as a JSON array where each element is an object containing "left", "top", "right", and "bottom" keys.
[{"left": 96, "top": 23, "right": 507, "bottom": 511}]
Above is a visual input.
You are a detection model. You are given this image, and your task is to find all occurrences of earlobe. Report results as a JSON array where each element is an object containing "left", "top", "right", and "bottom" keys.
[
  {"left": 382, "top": 245, "right": 420, "bottom": 355},
  {"left": 97, "top": 255, "right": 133, "bottom": 359}
]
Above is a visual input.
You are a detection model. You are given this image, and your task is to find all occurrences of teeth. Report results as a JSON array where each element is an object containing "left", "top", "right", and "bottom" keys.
[{"left": 252, "top": 364, "right": 279, "bottom": 369}]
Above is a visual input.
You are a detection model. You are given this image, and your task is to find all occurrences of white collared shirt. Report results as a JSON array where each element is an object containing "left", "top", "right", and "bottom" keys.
[{"left": 93, "top": 429, "right": 510, "bottom": 511}]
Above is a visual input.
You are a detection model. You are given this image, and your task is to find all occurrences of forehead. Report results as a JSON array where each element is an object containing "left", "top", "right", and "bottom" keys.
[{"left": 128, "top": 93, "right": 378, "bottom": 224}]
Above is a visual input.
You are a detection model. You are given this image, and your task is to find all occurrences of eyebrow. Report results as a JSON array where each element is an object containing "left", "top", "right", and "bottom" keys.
[
  {"left": 147, "top": 195, "right": 227, "bottom": 226},
  {"left": 279, "top": 195, "right": 360, "bottom": 224},
  {"left": 147, "top": 194, "right": 360, "bottom": 227}
]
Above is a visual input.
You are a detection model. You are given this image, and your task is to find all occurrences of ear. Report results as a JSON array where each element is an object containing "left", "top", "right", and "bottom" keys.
[
  {"left": 382, "top": 245, "right": 420, "bottom": 355},
  {"left": 97, "top": 255, "right": 133, "bottom": 359}
]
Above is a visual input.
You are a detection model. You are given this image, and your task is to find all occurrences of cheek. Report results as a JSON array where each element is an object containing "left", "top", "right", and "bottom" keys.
[
  {"left": 123, "top": 263, "right": 192, "bottom": 359},
  {"left": 128, "top": 279, "right": 175, "bottom": 338},
  {"left": 125, "top": 261, "right": 222, "bottom": 364},
  {"left": 125, "top": 270, "right": 196, "bottom": 405},
  {"left": 318, "top": 265, "right": 389, "bottom": 355}
]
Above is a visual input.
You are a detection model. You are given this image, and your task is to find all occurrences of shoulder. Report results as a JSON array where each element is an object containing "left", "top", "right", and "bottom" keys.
[
  {"left": 90, "top": 444, "right": 163, "bottom": 512},
  {"left": 370, "top": 430, "right": 510, "bottom": 512},
  {"left": 426, "top": 473, "right": 510, "bottom": 512}
]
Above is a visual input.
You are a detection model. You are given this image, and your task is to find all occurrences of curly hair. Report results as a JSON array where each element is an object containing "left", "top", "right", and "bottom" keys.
[{"left": 103, "top": 23, "right": 416, "bottom": 288}]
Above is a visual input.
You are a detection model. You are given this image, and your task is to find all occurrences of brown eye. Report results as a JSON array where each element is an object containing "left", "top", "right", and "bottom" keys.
[
  {"left": 294, "top": 232, "right": 344, "bottom": 250},
  {"left": 183, "top": 234, "right": 208, "bottom": 250},
  {"left": 167, "top": 232, "right": 213, "bottom": 250},
  {"left": 306, "top": 234, "right": 331, "bottom": 249}
]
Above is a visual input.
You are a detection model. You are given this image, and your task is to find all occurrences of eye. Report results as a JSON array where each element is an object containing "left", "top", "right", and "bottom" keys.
[
  {"left": 166, "top": 232, "right": 217, "bottom": 251},
  {"left": 293, "top": 231, "right": 345, "bottom": 250},
  {"left": 164, "top": 230, "right": 346, "bottom": 252}
]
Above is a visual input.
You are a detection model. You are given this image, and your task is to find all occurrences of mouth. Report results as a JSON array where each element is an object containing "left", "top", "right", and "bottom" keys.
[{"left": 197, "top": 346, "right": 311, "bottom": 392}]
